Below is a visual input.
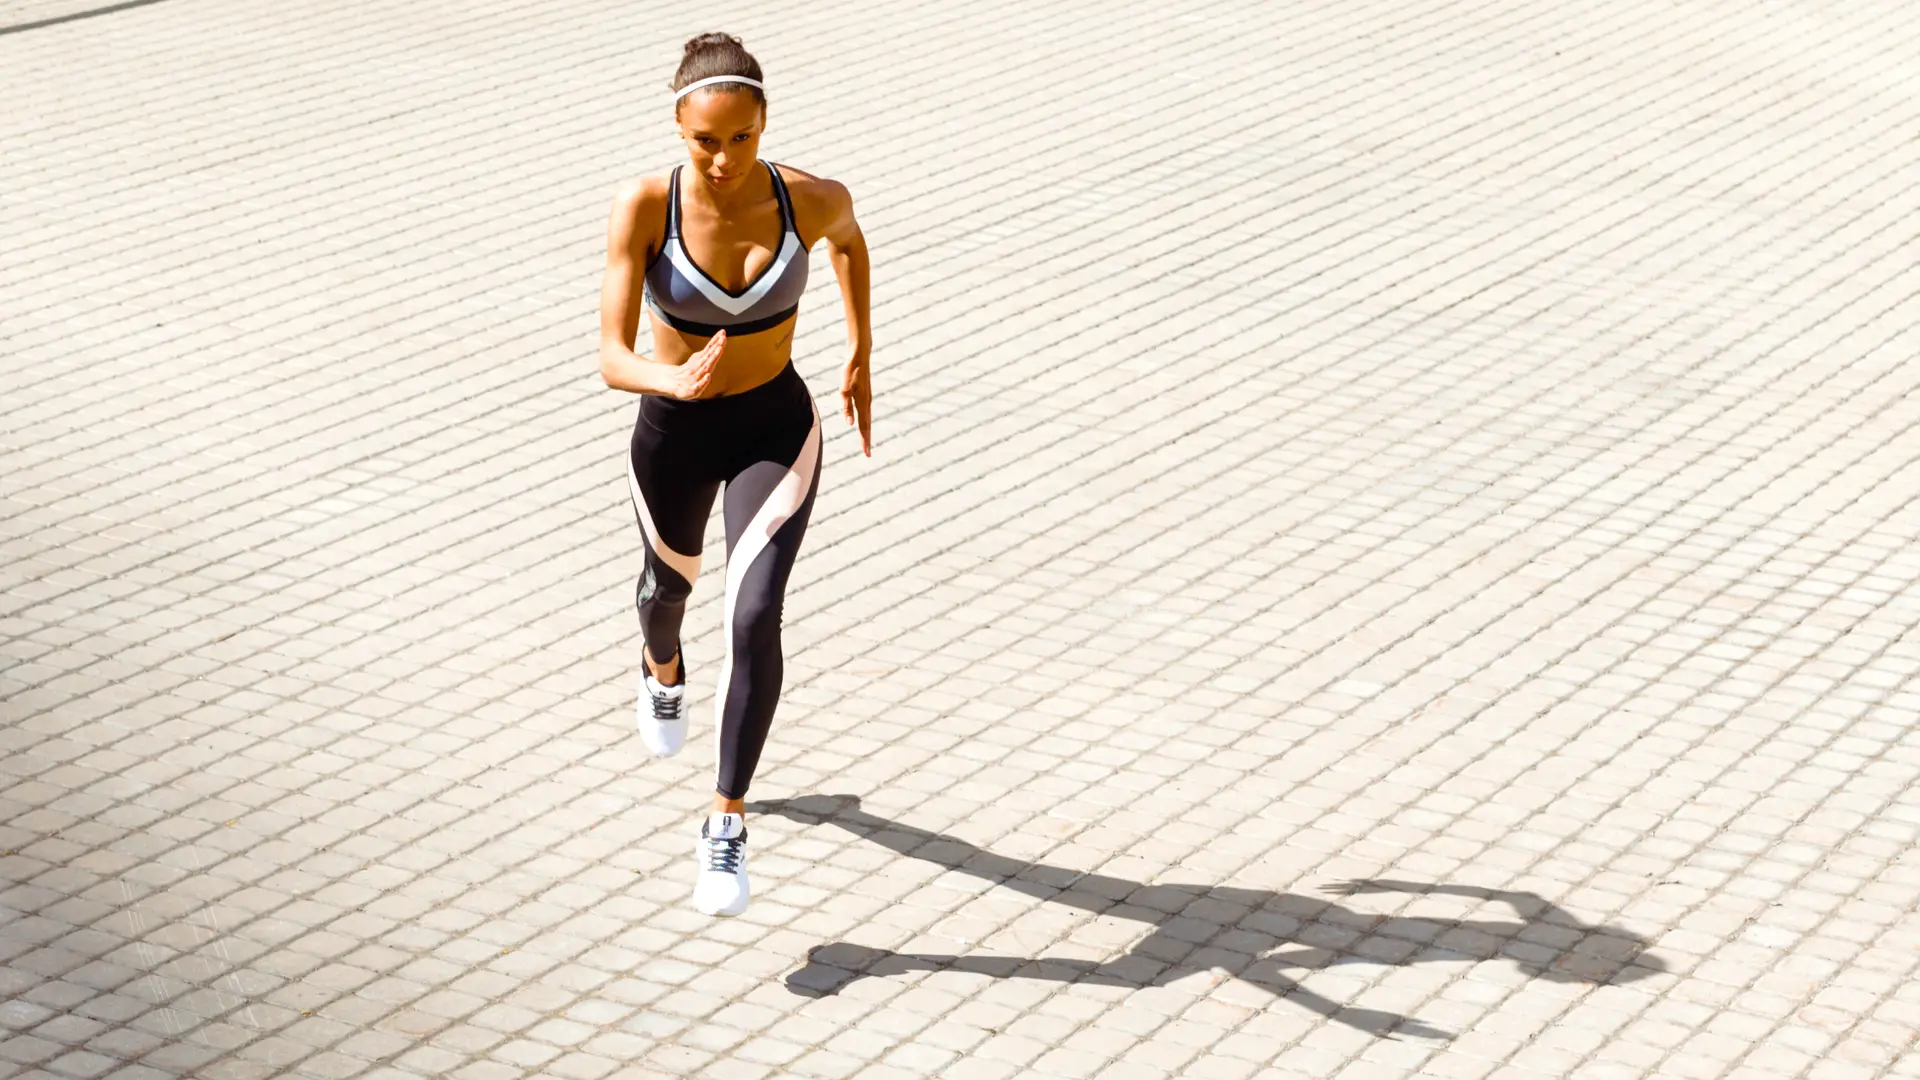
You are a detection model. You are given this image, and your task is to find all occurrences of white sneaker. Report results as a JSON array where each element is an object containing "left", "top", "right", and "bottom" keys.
[
  {"left": 694, "top": 812, "right": 750, "bottom": 916},
  {"left": 636, "top": 646, "right": 687, "bottom": 757}
]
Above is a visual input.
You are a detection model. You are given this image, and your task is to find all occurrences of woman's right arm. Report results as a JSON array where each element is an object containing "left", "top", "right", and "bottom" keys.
[{"left": 599, "top": 180, "right": 719, "bottom": 397}]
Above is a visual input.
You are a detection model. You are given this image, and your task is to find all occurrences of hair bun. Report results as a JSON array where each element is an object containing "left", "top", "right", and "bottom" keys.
[
  {"left": 684, "top": 32, "right": 742, "bottom": 57},
  {"left": 670, "top": 32, "right": 764, "bottom": 103}
]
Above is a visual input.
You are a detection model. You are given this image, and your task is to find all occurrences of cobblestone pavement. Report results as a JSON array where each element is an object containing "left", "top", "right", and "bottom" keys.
[{"left": 5, "top": 0, "right": 1920, "bottom": 1077}]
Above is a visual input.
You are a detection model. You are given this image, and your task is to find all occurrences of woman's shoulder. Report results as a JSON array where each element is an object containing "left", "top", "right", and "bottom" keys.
[
  {"left": 607, "top": 172, "right": 675, "bottom": 261},
  {"left": 769, "top": 162, "right": 852, "bottom": 238},
  {"left": 772, "top": 161, "right": 847, "bottom": 200},
  {"left": 612, "top": 170, "right": 676, "bottom": 212}
]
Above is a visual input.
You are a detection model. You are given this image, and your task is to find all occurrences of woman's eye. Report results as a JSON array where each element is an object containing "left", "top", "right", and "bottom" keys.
[{"left": 733, "top": 133, "right": 750, "bottom": 142}]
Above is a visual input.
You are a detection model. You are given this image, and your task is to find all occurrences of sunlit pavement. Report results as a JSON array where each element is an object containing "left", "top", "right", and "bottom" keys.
[{"left": 4, "top": 1, "right": 1919, "bottom": 1078}]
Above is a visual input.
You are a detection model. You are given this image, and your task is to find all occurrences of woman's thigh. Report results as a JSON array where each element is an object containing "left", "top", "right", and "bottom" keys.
[
  {"left": 720, "top": 395, "right": 821, "bottom": 610},
  {"left": 629, "top": 409, "right": 720, "bottom": 571}
]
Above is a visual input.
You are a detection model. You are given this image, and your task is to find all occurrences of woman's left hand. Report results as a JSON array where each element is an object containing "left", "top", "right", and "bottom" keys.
[{"left": 840, "top": 351, "right": 871, "bottom": 457}]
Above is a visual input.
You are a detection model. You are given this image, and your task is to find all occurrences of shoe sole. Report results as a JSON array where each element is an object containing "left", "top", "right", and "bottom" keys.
[
  {"left": 695, "top": 891, "right": 749, "bottom": 917},
  {"left": 639, "top": 725, "right": 687, "bottom": 758}
]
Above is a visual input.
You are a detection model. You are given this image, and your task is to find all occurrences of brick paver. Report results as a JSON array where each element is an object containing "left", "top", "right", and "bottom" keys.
[{"left": 5, "top": 0, "right": 1920, "bottom": 1078}]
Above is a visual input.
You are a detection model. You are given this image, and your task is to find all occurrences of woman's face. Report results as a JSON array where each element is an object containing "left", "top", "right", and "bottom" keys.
[{"left": 676, "top": 90, "right": 766, "bottom": 191}]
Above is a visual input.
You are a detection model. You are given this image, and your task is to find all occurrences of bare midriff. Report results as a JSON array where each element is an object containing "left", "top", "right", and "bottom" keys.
[{"left": 647, "top": 309, "right": 796, "bottom": 397}]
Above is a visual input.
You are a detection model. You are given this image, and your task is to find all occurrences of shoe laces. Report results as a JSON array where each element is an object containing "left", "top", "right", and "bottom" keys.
[
  {"left": 650, "top": 683, "right": 682, "bottom": 721},
  {"left": 703, "top": 831, "right": 746, "bottom": 874}
]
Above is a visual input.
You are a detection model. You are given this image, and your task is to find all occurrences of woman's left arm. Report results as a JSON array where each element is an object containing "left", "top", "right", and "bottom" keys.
[{"left": 817, "top": 180, "right": 872, "bottom": 456}]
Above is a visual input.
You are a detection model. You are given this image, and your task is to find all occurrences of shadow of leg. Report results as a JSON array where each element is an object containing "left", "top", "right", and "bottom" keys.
[
  {"left": 786, "top": 944, "right": 1168, "bottom": 998},
  {"left": 785, "top": 942, "right": 899, "bottom": 997},
  {"left": 1241, "top": 952, "right": 1451, "bottom": 1040},
  {"left": 750, "top": 794, "right": 857, "bottom": 822}
]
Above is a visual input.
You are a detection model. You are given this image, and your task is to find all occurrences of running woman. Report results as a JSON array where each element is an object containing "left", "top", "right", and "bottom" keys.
[{"left": 598, "top": 33, "right": 872, "bottom": 916}]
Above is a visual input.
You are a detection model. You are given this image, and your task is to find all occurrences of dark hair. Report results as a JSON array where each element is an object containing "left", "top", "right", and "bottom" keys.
[{"left": 671, "top": 33, "right": 765, "bottom": 110}]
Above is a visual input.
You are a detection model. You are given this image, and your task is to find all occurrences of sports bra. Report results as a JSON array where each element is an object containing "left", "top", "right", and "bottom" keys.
[{"left": 644, "top": 161, "right": 808, "bottom": 337}]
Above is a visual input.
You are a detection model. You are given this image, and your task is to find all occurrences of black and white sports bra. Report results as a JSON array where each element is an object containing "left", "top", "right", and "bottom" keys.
[{"left": 644, "top": 162, "right": 808, "bottom": 337}]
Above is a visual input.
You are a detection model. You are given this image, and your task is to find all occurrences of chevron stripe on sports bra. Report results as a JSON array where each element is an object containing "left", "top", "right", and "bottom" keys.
[{"left": 644, "top": 161, "right": 808, "bottom": 338}]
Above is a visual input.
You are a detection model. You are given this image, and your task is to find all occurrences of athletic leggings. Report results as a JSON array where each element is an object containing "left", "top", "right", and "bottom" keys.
[{"left": 626, "top": 361, "right": 821, "bottom": 799}]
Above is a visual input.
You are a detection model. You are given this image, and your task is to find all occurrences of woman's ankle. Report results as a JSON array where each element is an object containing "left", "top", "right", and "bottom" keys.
[{"left": 646, "top": 643, "right": 682, "bottom": 685}]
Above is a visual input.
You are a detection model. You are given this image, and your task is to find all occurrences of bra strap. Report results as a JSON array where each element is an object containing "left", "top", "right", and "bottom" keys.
[
  {"left": 665, "top": 166, "right": 682, "bottom": 240},
  {"left": 764, "top": 161, "right": 796, "bottom": 232}
]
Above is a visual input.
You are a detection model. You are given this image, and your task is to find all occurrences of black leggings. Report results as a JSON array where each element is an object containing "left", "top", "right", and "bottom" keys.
[{"left": 626, "top": 361, "right": 821, "bottom": 799}]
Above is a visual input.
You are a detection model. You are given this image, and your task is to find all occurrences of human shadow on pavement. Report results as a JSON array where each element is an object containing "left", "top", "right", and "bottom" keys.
[{"left": 754, "top": 794, "right": 1664, "bottom": 1039}]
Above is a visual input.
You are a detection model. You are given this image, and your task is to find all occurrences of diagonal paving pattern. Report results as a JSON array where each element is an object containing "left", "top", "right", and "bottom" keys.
[{"left": 5, "top": 0, "right": 1920, "bottom": 1078}]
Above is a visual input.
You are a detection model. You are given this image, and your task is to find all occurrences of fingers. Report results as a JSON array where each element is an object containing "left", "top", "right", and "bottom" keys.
[
  {"left": 684, "top": 331, "right": 725, "bottom": 399},
  {"left": 690, "top": 335, "right": 722, "bottom": 374},
  {"left": 836, "top": 387, "right": 870, "bottom": 456}
]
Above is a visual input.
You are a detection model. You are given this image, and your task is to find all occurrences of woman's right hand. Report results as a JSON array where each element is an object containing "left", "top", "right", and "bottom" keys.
[{"left": 665, "top": 330, "right": 726, "bottom": 399}]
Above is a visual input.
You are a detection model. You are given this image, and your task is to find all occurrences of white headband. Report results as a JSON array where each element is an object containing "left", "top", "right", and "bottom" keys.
[{"left": 674, "top": 75, "right": 764, "bottom": 102}]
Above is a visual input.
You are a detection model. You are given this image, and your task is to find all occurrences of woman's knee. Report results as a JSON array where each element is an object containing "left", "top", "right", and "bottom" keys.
[
  {"left": 638, "top": 559, "right": 695, "bottom": 614},
  {"left": 651, "top": 570, "right": 695, "bottom": 605},
  {"left": 728, "top": 593, "right": 785, "bottom": 649}
]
